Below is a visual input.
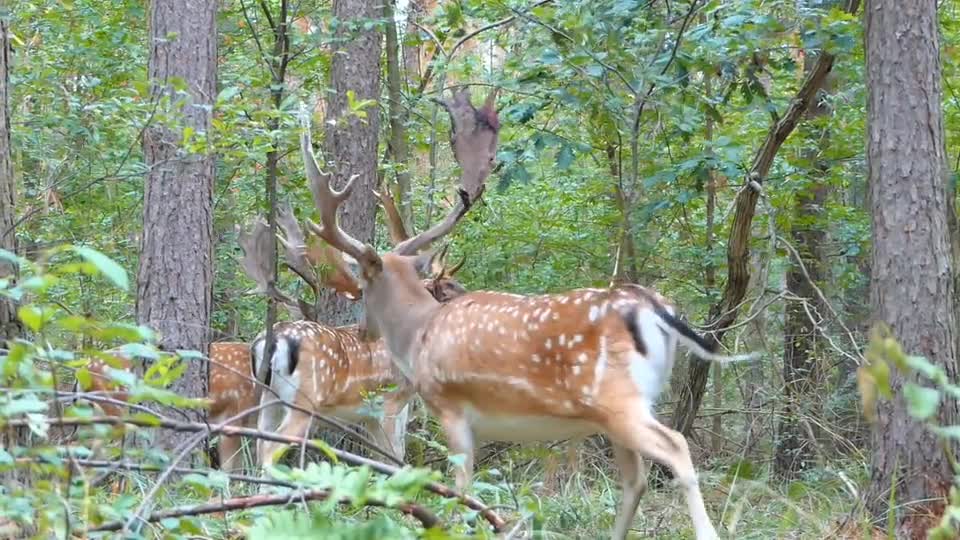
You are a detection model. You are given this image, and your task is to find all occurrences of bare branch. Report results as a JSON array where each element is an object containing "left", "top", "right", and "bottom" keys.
[
  {"left": 85, "top": 488, "right": 440, "bottom": 533},
  {"left": 10, "top": 415, "right": 506, "bottom": 532}
]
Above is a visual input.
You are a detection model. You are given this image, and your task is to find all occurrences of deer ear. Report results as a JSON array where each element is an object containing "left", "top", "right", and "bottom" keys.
[{"left": 412, "top": 249, "right": 437, "bottom": 276}]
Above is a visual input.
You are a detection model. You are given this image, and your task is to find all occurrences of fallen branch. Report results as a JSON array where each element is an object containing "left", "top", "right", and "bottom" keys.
[
  {"left": 83, "top": 488, "right": 440, "bottom": 533},
  {"left": 3, "top": 415, "right": 506, "bottom": 532},
  {"left": 16, "top": 457, "right": 292, "bottom": 489}
]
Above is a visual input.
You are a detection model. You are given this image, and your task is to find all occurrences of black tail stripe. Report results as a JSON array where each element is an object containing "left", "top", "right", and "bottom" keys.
[
  {"left": 623, "top": 306, "right": 648, "bottom": 356},
  {"left": 649, "top": 303, "right": 718, "bottom": 354},
  {"left": 620, "top": 297, "right": 719, "bottom": 356},
  {"left": 287, "top": 335, "right": 301, "bottom": 376}
]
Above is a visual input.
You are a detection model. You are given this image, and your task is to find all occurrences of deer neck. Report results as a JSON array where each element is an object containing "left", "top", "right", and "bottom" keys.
[{"left": 365, "top": 258, "right": 440, "bottom": 378}]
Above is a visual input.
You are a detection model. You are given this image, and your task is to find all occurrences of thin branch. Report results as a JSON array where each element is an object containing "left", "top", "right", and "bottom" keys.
[
  {"left": 85, "top": 488, "right": 440, "bottom": 533},
  {"left": 6, "top": 415, "right": 506, "bottom": 532},
  {"left": 17, "top": 458, "right": 292, "bottom": 489},
  {"left": 449, "top": 0, "right": 554, "bottom": 59}
]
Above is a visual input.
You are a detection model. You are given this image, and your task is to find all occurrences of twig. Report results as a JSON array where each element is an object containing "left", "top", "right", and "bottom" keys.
[
  {"left": 16, "top": 457, "right": 292, "bottom": 489},
  {"left": 775, "top": 233, "right": 864, "bottom": 365},
  {"left": 84, "top": 488, "right": 440, "bottom": 533},
  {"left": 5, "top": 415, "right": 506, "bottom": 532},
  {"left": 449, "top": 0, "right": 554, "bottom": 59}
]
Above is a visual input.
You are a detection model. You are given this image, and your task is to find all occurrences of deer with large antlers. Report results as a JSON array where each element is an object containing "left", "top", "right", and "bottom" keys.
[
  {"left": 299, "top": 87, "right": 757, "bottom": 539},
  {"left": 238, "top": 193, "right": 468, "bottom": 469}
]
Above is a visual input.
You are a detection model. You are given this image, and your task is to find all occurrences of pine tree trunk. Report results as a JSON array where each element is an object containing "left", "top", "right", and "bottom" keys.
[
  {"left": 864, "top": 0, "right": 960, "bottom": 535},
  {"left": 0, "top": 15, "right": 18, "bottom": 342},
  {"left": 316, "top": 0, "right": 381, "bottom": 326},
  {"left": 137, "top": 0, "right": 217, "bottom": 450}
]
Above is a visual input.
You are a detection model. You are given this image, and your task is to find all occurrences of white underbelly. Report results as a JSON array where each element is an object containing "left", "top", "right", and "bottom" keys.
[{"left": 464, "top": 407, "right": 600, "bottom": 442}]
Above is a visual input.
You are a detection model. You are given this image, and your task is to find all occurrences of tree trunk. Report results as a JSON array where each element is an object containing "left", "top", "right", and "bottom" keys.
[
  {"left": 864, "top": 1, "right": 960, "bottom": 535},
  {"left": 137, "top": 0, "right": 217, "bottom": 450},
  {"left": 316, "top": 0, "right": 381, "bottom": 326},
  {"left": 0, "top": 15, "right": 18, "bottom": 343},
  {"left": 775, "top": 9, "right": 835, "bottom": 478},
  {"left": 775, "top": 182, "right": 827, "bottom": 478},
  {"left": 384, "top": 0, "right": 413, "bottom": 232}
]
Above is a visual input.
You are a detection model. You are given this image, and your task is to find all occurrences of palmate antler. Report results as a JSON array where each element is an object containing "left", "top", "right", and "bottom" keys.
[
  {"left": 238, "top": 201, "right": 363, "bottom": 322},
  {"left": 301, "top": 87, "right": 498, "bottom": 271}
]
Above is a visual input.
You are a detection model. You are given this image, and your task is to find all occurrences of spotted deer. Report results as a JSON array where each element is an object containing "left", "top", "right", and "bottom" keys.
[
  {"left": 77, "top": 341, "right": 259, "bottom": 471},
  {"left": 238, "top": 194, "right": 468, "bottom": 469},
  {"left": 297, "top": 87, "right": 758, "bottom": 540}
]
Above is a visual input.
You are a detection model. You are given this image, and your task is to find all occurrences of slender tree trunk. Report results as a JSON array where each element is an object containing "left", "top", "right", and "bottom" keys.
[
  {"left": 0, "top": 14, "right": 18, "bottom": 343},
  {"left": 384, "top": 0, "right": 413, "bottom": 231},
  {"left": 0, "top": 10, "right": 28, "bottom": 502},
  {"left": 316, "top": 0, "right": 381, "bottom": 326},
  {"left": 137, "top": 0, "right": 217, "bottom": 450},
  {"left": 864, "top": 1, "right": 960, "bottom": 535},
  {"left": 775, "top": 9, "right": 835, "bottom": 477}
]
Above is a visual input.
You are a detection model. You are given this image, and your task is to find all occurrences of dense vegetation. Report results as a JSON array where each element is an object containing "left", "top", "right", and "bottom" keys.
[{"left": 1, "top": 0, "right": 959, "bottom": 538}]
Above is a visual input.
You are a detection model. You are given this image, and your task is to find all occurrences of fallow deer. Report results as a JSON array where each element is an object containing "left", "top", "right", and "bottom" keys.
[
  {"left": 77, "top": 341, "right": 259, "bottom": 472},
  {"left": 238, "top": 198, "right": 468, "bottom": 469},
  {"left": 297, "top": 87, "right": 758, "bottom": 540}
]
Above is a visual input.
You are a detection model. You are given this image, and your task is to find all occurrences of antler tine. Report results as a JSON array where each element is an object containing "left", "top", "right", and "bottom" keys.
[
  {"left": 299, "top": 103, "right": 378, "bottom": 267},
  {"left": 429, "top": 243, "right": 451, "bottom": 276},
  {"left": 373, "top": 186, "right": 411, "bottom": 245},
  {"left": 446, "top": 252, "right": 467, "bottom": 277},
  {"left": 393, "top": 87, "right": 499, "bottom": 256},
  {"left": 276, "top": 203, "right": 321, "bottom": 297}
]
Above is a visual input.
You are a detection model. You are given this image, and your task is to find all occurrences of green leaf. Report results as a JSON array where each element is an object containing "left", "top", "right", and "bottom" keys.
[
  {"left": 217, "top": 86, "right": 240, "bottom": 102},
  {"left": 932, "top": 426, "right": 960, "bottom": 440},
  {"left": 18, "top": 305, "right": 44, "bottom": 332},
  {"left": 556, "top": 145, "right": 575, "bottom": 170},
  {"left": 903, "top": 383, "right": 940, "bottom": 421},
  {"left": 71, "top": 246, "right": 129, "bottom": 291}
]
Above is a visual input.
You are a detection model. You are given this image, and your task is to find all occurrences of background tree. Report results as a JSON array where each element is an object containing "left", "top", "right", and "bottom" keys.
[
  {"left": 863, "top": 0, "right": 960, "bottom": 535},
  {"left": 136, "top": 0, "right": 218, "bottom": 446},
  {"left": 315, "top": 0, "right": 381, "bottom": 325},
  {"left": 0, "top": 7, "right": 18, "bottom": 342}
]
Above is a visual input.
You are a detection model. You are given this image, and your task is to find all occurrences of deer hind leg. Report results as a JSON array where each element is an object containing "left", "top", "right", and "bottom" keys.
[
  {"left": 605, "top": 401, "right": 718, "bottom": 540},
  {"left": 610, "top": 443, "right": 650, "bottom": 539},
  {"left": 216, "top": 420, "right": 245, "bottom": 473},
  {"left": 255, "top": 389, "right": 288, "bottom": 469}
]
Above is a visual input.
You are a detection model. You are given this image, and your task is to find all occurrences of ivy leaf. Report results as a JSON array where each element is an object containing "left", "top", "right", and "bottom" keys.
[{"left": 71, "top": 246, "right": 129, "bottom": 291}]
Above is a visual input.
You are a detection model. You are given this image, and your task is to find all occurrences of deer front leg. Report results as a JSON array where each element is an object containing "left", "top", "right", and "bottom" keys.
[
  {"left": 380, "top": 391, "right": 413, "bottom": 462},
  {"left": 438, "top": 409, "right": 474, "bottom": 492}
]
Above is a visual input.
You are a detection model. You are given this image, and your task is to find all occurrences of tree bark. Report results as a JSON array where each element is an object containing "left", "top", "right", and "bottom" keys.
[
  {"left": 863, "top": 0, "right": 960, "bottom": 535},
  {"left": 775, "top": 182, "right": 827, "bottom": 478},
  {"left": 316, "top": 0, "right": 381, "bottom": 326},
  {"left": 384, "top": 0, "right": 413, "bottom": 232},
  {"left": 0, "top": 14, "right": 19, "bottom": 343},
  {"left": 775, "top": 7, "right": 835, "bottom": 478},
  {"left": 137, "top": 0, "right": 217, "bottom": 449}
]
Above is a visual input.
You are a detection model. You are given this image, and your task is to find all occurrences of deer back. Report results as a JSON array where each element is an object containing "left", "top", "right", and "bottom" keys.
[{"left": 411, "top": 286, "right": 676, "bottom": 426}]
